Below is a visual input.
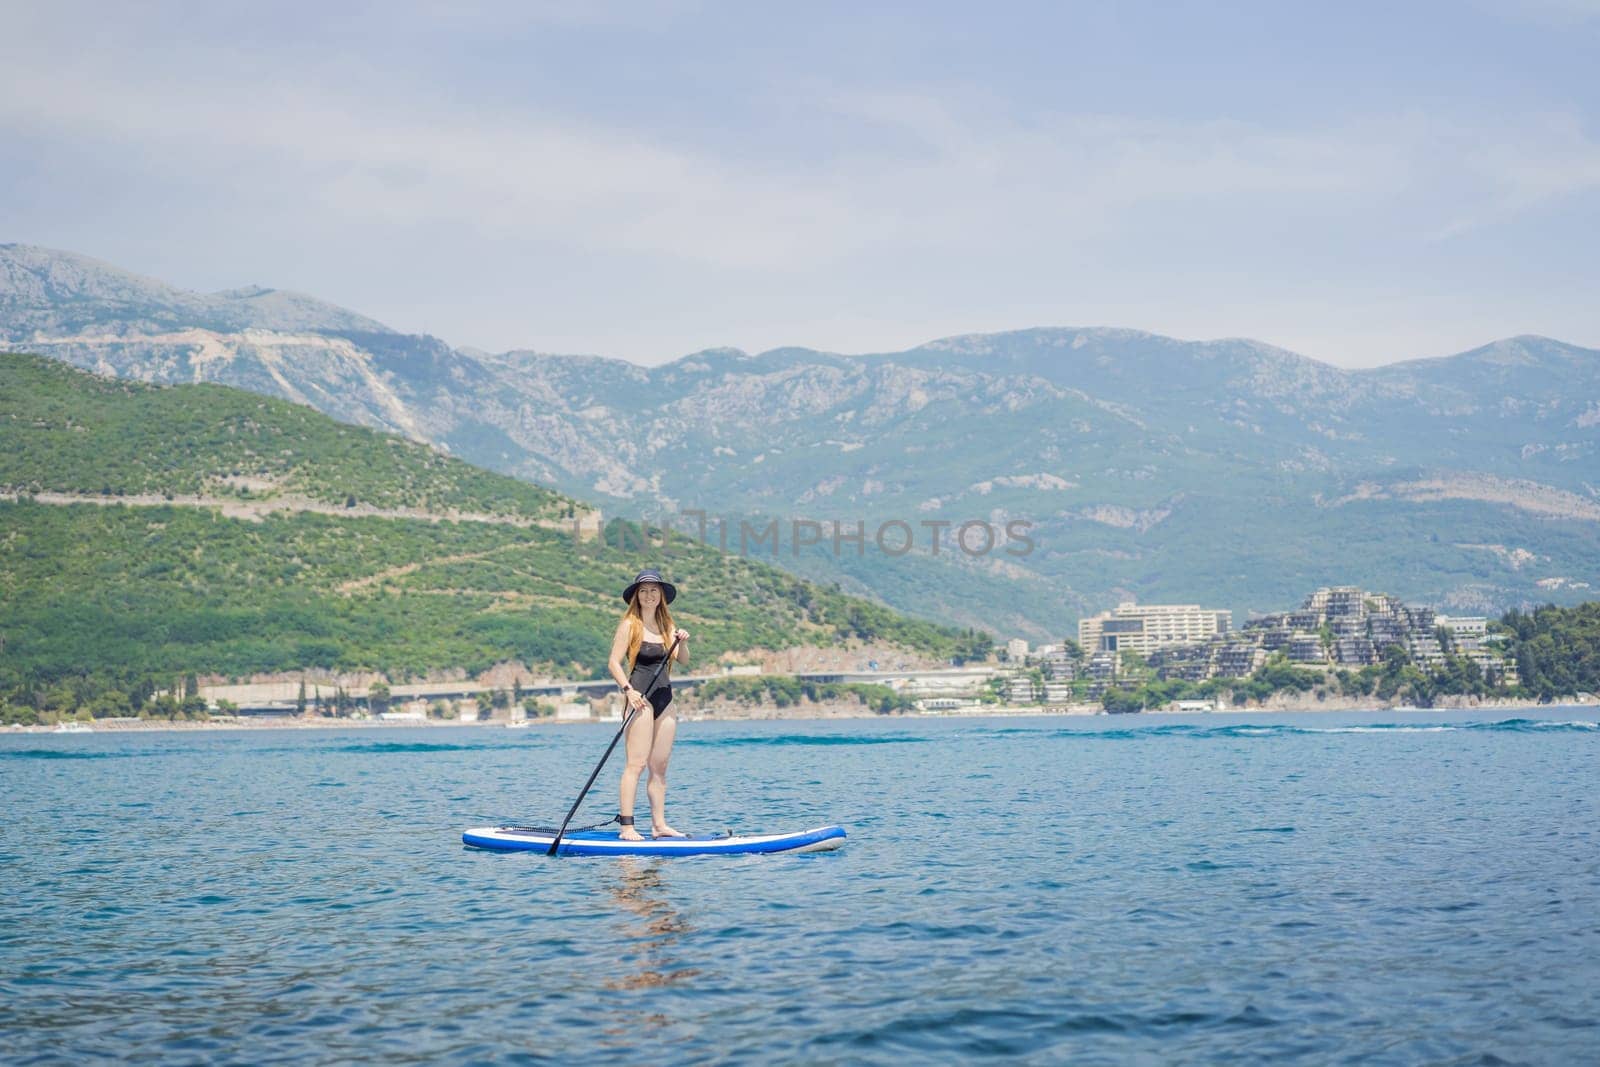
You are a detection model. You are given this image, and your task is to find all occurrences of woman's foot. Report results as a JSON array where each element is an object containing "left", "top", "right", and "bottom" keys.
[
  {"left": 652, "top": 823, "right": 687, "bottom": 839},
  {"left": 618, "top": 817, "right": 643, "bottom": 842}
]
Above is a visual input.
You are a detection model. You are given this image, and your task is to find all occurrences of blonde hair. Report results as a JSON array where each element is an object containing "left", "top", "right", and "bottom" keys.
[{"left": 622, "top": 594, "right": 676, "bottom": 677}]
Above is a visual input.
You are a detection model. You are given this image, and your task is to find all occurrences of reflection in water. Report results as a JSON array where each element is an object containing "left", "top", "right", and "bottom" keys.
[{"left": 603, "top": 857, "right": 703, "bottom": 993}]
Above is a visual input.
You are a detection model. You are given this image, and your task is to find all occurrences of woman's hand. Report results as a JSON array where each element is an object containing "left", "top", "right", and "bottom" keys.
[{"left": 674, "top": 628, "right": 691, "bottom": 645}]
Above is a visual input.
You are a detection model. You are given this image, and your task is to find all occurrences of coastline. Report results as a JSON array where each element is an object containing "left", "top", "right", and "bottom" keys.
[{"left": 6, "top": 693, "right": 1590, "bottom": 736}]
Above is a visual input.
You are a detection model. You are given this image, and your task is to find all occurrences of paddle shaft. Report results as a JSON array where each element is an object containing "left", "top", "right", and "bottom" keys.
[{"left": 546, "top": 632, "right": 683, "bottom": 856}]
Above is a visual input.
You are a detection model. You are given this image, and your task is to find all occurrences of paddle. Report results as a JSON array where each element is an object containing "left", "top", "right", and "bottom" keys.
[{"left": 546, "top": 632, "right": 683, "bottom": 856}]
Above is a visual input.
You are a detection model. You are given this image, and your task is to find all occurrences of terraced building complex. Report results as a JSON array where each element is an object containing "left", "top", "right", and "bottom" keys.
[{"left": 1148, "top": 587, "right": 1519, "bottom": 686}]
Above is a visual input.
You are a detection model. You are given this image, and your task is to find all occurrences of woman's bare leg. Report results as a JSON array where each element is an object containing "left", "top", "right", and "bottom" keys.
[
  {"left": 646, "top": 714, "right": 685, "bottom": 837},
  {"left": 617, "top": 709, "right": 653, "bottom": 841}
]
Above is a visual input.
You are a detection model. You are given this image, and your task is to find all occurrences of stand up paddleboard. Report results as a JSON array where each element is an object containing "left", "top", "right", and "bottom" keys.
[{"left": 463, "top": 824, "right": 846, "bottom": 857}]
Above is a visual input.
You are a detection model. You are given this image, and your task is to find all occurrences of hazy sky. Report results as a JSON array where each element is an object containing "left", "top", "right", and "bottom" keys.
[{"left": 3, "top": 1, "right": 1597, "bottom": 366}]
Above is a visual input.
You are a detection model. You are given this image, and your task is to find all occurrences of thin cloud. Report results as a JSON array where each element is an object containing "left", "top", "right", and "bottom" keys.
[
  {"left": 0, "top": 63, "right": 884, "bottom": 270},
  {"left": 1471, "top": 0, "right": 1600, "bottom": 24},
  {"left": 1429, "top": 114, "right": 1600, "bottom": 240},
  {"left": 1, "top": 5, "right": 1595, "bottom": 363},
  {"left": 9, "top": 49, "right": 1584, "bottom": 270}
]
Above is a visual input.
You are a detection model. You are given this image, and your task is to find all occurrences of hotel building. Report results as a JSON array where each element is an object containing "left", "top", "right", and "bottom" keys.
[{"left": 1079, "top": 602, "right": 1233, "bottom": 657}]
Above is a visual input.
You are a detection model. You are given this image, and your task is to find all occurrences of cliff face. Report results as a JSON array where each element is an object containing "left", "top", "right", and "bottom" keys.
[{"left": 4, "top": 243, "right": 1597, "bottom": 636}]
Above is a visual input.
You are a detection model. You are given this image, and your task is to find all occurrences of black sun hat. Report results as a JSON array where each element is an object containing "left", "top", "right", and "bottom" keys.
[{"left": 622, "top": 569, "right": 677, "bottom": 604}]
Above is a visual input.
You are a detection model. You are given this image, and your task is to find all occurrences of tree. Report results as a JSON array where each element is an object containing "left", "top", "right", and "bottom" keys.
[
  {"left": 296, "top": 679, "right": 307, "bottom": 716},
  {"left": 1, "top": 701, "right": 39, "bottom": 726},
  {"left": 1102, "top": 688, "right": 1143, "bottom": 714},
  {"left": 368, "top": 680, "right": 391, "bottom": 715},
  {"left": 43, "top": 684, "right": 75, "bottom": 718},
  {"left": 954, "top": 628, "right": 994, "bottom": 666}
]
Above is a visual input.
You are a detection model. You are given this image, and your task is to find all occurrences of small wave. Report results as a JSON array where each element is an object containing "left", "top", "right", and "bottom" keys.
[
  {"left": 1002, "top": 717, "right": 1600, "bottom": 742},
  {"left": 1313, "top": 725, "right": 1455, "bottom": 734},
  {"left": 682, "top": 734, "right": 928, "bottom": 748},
  {"left": 1443, "top": 718, "right": 1599, "bottom": 734},
  {"left": 0, "top": 749, "right": 123, "bottom": 760},
  {"left": 330, "top": 741, "right": 484, "bottom": 754},
  {"left": 1212, "top": 723, "right": 1457, "bottom": 737},
  {"left": 1060, "top": 725, "right": 1204, "bottom": 740},
  {"left": 1212, "top": 718, "right": 1598, "bottom": 737},
  {"left": 809, "top": 1002, "right": 1276, "bottom": 1056}
]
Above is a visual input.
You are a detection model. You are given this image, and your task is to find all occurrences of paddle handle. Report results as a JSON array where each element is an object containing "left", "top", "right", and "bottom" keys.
[{"left": 546, "top": 633, "right": 683, "bottom": 856}]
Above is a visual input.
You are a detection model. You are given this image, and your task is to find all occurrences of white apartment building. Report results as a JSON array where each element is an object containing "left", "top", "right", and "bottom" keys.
[
  {"left": 1437, "top": 615, "right": 1488, "bottom": 650},
  {"left": 1007, "top": 676, "right": 1036, "bottom": 702},
  {"left": 1041, "top": 681, "right": 1074, "bottom": 704},
  {"left": 1078, "top": 602, "right": 1233, "bottom": 656}
]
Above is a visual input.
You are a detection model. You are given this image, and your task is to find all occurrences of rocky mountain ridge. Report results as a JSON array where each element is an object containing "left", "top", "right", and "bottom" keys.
[
  {"left": 3, "top": 243, "right": 1596, "bottom": 636},
  {"left": 0, "top": 244, "right": 390, "bottom": 336}
]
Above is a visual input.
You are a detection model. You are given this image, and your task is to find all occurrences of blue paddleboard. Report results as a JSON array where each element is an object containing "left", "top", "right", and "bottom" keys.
[{"left": 462, "top": 824, "right": 846, "bottom": 857}]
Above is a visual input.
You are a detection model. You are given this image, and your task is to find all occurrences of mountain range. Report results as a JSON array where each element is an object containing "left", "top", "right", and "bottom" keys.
[{"left": 3, "top": 243, "right": 1596, "bottom": 639}]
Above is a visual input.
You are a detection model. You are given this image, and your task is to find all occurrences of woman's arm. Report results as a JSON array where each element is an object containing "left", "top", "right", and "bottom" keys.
[
  {"left": 610, "top": 619, "right": 646, "bottom": 712},
  {"left": 608, "top": 619, "right": 633, "bottom": 689},
  {"left": 673, "top": 628, "right": 691, "bottom": 666}
]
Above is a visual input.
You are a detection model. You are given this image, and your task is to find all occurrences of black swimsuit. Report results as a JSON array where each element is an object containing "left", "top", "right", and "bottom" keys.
[{"left": 629, "top": 640, "right": 674, "bottom": 719}]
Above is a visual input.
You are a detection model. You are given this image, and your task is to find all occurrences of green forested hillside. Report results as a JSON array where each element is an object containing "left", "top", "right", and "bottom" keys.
[
  {"left": 1502, "top": 603, "right": 1600, "bottom": 701},
  {"left": 0, "top": 354, "right": 988, "bottom": 721},
  {"left": 0, "top": 351, "right": 565, "bottom": 517}
]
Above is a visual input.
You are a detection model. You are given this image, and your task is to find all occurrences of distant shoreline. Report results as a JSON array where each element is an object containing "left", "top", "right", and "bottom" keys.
[{"left": 6, "top": 696, "right": 1591, "bottom": 736}]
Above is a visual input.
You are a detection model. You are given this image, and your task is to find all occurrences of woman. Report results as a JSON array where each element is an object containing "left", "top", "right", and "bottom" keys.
[{"left": 608, "top": 569, "right": 691, "bottom": 841}]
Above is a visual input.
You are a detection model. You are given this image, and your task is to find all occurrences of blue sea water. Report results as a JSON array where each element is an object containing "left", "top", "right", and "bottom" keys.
[{"left": 3, "top": 710, "right": 1598, "bottom": 1065}]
